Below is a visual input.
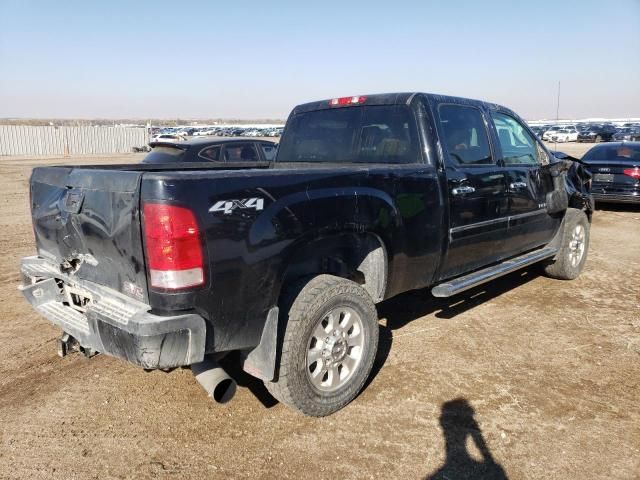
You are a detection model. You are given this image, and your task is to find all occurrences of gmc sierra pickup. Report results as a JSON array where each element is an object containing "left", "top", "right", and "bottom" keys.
[{"left": 20, "top": 92, "right": 592, "bottom": 416}]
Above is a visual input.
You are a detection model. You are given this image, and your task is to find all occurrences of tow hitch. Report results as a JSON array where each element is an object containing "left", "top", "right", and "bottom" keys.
[{"left": 57, "top": 332, "right": 98, "bottom": 359}]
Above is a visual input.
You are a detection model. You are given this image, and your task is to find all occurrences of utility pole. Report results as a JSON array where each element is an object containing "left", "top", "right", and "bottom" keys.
[{"left": 554, "top": 81, "right": 561, "bottom": 149}]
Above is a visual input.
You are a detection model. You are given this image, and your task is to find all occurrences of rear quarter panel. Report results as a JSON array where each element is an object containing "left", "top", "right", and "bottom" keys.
[{"left": 141, "top": 164, "right": 443, "bottom": 352}]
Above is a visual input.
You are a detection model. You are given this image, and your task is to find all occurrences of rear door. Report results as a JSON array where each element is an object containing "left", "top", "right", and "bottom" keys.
[
  {"left": 489, "top": 111, "right": 559, "bottom": 256},
  {"left": 435, "top": 102, "right": 509, "bottom": 279},
  {"left": 30, "top": 167, "right": 148, "bottom": 302}
]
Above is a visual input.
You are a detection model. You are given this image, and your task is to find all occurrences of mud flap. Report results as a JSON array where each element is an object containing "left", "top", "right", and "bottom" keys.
[{"left": 242, "top": 307, "right": 279, "bottom": 381}]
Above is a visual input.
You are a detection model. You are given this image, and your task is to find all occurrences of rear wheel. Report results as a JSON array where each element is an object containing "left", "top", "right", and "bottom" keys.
[
  {"left": 265, "top": 275, "right": 379, "bottom": 416},
  {"left": 543, "top": 209, "right": 590, "bottom": 280}
]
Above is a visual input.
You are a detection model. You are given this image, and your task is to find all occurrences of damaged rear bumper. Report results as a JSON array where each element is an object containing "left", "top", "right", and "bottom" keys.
[{"left": 19, "top": 256, "right": 206, "bottom": 369}]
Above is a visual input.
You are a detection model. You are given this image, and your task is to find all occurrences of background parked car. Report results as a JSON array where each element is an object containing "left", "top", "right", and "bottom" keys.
[
  {"left": 612, "top": 127, "right": 640, "bottom": 141},
  {"left": 150, "top": 133, "right": 186, "bottom": 143},
  {"left": 542, "top": 126, "right": 563, "bottom": 141},
  {"left": 177, "top": 128, "right": 197, "bottom": 137},
  {"left": 530, "top": 126, "right": 545, "bottom": 139},
  {"left": 143, "top": 137, "right": 278, "bottom": 164},
  {"left": 582, "top": 142, "right": 640, "bottom": 204},
  {"left": 577, "top": 125, "right": 617, "bottom": 143},
  {"left": 550, "top": 128, "right": 579, "bottom": 143}
]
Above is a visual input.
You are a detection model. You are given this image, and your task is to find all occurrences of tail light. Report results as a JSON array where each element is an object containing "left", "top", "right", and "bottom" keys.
[
  {"left": 623, "top": 167, "right": 640, "bottom": 180},
  {"left": 143, "top": 203, "right": 204, "bottom": 290}
]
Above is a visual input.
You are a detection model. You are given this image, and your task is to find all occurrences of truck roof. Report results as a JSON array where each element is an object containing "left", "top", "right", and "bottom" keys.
[{"left": 292, "top": 92, "right": 516, "bottom": 117}]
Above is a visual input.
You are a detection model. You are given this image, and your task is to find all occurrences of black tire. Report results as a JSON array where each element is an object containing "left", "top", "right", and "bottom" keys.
[
  {"left": 543, "top": 208, "right": 590, "bottom": 280},
  {"left": 265, "top": 275, "right": 379, "bottom": 416}
]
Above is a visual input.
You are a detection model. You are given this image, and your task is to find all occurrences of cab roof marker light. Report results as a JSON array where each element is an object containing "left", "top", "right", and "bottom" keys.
[{"left": 328, "top": 96, "right": 367, "bottom": 106}]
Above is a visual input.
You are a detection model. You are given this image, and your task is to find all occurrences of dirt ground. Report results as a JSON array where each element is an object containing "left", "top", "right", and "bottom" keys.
[{"left": 0, "top": 144, "right": 639, "bottom": 480}]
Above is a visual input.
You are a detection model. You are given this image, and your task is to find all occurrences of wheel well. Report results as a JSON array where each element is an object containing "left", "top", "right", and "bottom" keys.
[
  {"left": 568, "top": 194, "right": 593, "bottom": 222},
  {"left": 281, "top": 233, "right": 387, "bottom": 303}
]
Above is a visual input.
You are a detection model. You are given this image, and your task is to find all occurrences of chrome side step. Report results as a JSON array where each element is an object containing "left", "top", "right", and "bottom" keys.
[{"left": 431, "top": 247, "right": 558, "bottom": 298}]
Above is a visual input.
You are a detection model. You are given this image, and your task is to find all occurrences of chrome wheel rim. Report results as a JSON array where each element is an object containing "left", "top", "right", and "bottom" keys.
[
  {"left": 568, "top": 224, "right": 586, "bottom": 267},
  {"left": 306, "top": 306, "right": 364, "bottom": 392}
]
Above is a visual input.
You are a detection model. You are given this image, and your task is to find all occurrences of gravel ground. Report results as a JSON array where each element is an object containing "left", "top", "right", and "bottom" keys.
[{"left": 0, "top": 145, "right": 638, "bottom": 479}]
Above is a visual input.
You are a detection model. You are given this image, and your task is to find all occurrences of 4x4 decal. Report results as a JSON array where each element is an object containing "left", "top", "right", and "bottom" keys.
[{"left": 209, "top": 198, "right": 264, "bottom": 215}]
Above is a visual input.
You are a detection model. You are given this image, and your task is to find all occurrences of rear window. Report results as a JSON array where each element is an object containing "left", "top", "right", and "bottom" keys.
[
  {"left": 582, "top": 145, "right": 640, "bottom": 162},
  {"left": 142, "top": 146, "right": 186, "bottom": 164},
  {"left": 277, "top": 105, "right": 420, "bottom": 164}
]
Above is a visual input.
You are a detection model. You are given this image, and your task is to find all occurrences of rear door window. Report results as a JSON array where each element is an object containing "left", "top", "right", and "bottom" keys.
[
  {"left": 223, "top": 143, "right": 259, "bottom": 162},
  {"left": 198, "top": 145, "right": 221, "bottom": 161},
  {"left": 438, "top": 104, "right": 493, "bottom": 165},
  {"left": 277, "top": 105, "right": 420, "bottom": 164}
]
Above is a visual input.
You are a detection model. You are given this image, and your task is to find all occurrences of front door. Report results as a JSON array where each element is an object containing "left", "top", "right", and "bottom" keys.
[
  {"left": 435, "top": 103, "right": 509, "bottom": 279},
  {"left": 489, "top": 111, "right": 560, "bottom": 256}
]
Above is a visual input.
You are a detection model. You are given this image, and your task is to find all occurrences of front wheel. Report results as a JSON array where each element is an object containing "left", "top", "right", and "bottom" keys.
[
  {"left": 543, "top": 208, "right": 590, "bottom": 280},
  {"left": 265, "top": 275, "right": 379, "bottom": 416}
]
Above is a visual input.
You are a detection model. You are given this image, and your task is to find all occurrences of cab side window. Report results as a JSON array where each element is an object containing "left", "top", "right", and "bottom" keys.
[
  {"left": 438, "top": 104, "right": 493, "bottom": 165},
  {"left": 491, "top": 112, "right": 539, "bottom": 165}
]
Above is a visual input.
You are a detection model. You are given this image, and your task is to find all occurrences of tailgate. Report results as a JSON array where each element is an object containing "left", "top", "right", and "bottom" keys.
[{"left": 30, "top": 166, "right": 148, "bottom": 302}]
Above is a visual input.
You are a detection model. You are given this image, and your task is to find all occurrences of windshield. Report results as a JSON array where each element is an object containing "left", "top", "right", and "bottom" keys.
[{"left": 277, "top": 105, "right": 419, "bottom": 163}]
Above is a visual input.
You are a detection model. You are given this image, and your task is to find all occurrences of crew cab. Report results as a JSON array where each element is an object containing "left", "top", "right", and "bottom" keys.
[{"left": 19, "top": 92, "right": 592, "bottom": 416}]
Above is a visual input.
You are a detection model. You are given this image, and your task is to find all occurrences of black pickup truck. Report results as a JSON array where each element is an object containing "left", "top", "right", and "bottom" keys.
[{"left": 20, "top": 92, "right": 593, "bottom": 416}]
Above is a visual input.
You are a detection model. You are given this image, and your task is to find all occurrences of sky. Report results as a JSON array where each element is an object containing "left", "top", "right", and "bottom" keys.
[{"left": 0, "top": 0, "right": 639, "bottom": 120}]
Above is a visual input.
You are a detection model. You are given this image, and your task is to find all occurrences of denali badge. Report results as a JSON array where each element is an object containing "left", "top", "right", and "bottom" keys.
[{"left": 209, "top": 198, "right": 265, "bottom": 215}]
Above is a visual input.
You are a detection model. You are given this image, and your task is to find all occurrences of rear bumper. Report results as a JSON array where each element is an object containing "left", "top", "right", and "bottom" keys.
[
  {"left": 19, "top": 256, "right": 206, "bottom": 369},
  {"left": 592, "top": 193, "right": 640, "bottom": 204}
]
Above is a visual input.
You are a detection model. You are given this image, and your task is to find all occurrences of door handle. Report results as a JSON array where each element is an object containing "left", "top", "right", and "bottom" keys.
[
  {"left": 509, "top": 181, "right": 527, "bottom": 190},
  {"left": 451, "top": 186, "right": 476, "bottom": 195}
]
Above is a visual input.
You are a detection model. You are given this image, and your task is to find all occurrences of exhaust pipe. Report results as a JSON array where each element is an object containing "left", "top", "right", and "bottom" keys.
[{"left": 191, "top": 357, "right": 237, "bottom": 404}]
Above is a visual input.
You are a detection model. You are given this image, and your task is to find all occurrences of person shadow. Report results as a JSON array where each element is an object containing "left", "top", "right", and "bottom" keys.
[{"left": 425, "top": 398, "right": 508, "bottom": 480}]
